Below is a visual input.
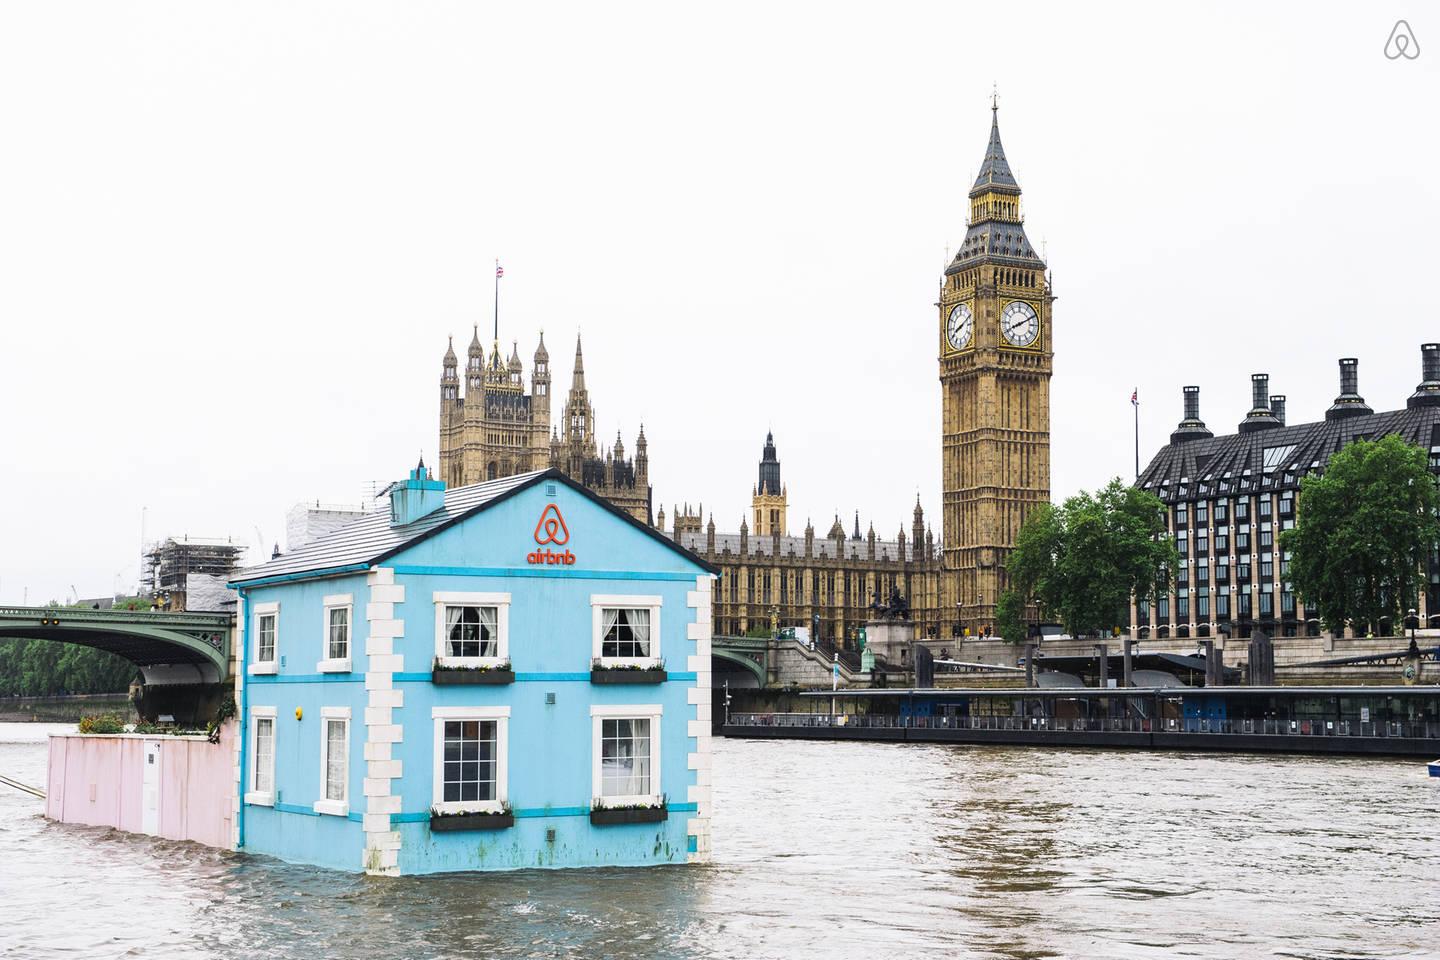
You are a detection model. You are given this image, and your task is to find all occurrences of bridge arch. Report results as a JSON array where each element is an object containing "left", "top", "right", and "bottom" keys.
[
  {"left": 711, "top": 648, "right": 765, "bottom": 688},
  {"left": 0, "top": 607, "right": 232, "bottom": 684}
]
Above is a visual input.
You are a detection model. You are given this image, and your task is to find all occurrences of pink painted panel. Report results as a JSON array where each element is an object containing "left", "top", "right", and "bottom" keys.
[
  {"left": 159, "top": 722, "right": 235, "bottom": 849},
  {"left": 45, "top": 737, "right": 66, "bottom": 820},
  {"left": 46, "top": 721, "right": 237, "bottom": 851},
  {"left": 118, "top": 738, "right": 142, "bottom": 833},
  {"left": 160, "top": 738, "right": 188, "bottom": 841}
]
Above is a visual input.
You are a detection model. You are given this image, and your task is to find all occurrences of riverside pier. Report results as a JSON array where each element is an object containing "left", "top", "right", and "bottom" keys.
[{"left": 723, "top": 685, "right": 1440, "bottom": 757}]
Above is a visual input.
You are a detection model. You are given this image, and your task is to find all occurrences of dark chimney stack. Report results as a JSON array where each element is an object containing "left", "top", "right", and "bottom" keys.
[
  {"left": 1326, "top": 357, "right": 1373, "bottom": 420},
  {"left": 1339, "top": 358, "right": 1358, "bottom": 396},
  {"left": 1269, "top": 395, "right": 1286, "bottom": 426},
  {"left": 1170, "top": 385, "right": 1213, "bottom": 443},
  {"left": 1239, "top": 374, "right": 1281, "bottom": 433},
  {"left": 1251, "top": 374, "right": 1269, "bottom": 412},
  {"left": 1410, "top": 343, "right": 1440, "bottom": 409}
]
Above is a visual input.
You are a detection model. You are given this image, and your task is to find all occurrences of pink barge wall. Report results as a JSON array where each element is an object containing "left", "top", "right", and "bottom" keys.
[{"left": 45, "top": 721, "right": 236, "bottom": 850}]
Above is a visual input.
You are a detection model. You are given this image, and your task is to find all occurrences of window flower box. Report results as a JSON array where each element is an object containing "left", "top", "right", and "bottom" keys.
[
  {"left": 429, "top": 808, "right": 514, "bottom": 832},
  {"left": 431, "top": 659, "right": 514, "bottom": 685},
  {"left": 590, "top": 660, "right": 666, "bottom": 684},
  {"left": 590, "top": 803, "right": 668, "bottom": 826}
]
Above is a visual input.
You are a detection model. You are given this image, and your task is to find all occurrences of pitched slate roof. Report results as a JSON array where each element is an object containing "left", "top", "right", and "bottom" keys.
[
  {"left": 231, "top": 468, "right": 716, "bottom": 586},
  {"left": 947, "top": 220, "right": 1045, "bottom": 270},
  {"left": 972, "top": 106, "right": 1019, "bottom": 194},
  {"left": 1138, "top": 404, "right": 1440, "bottom": 502}
]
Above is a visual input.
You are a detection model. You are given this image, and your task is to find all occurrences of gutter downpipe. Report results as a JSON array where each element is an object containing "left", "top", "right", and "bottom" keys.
[{"left": 236, "top": 587, "right": 248, "bottom": 851}]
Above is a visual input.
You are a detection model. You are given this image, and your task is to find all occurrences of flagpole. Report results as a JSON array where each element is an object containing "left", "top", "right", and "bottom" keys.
[
  {"left": 1133, "top": 389, "right": 1140, "bottom": 481},
  {"left": 493, "top": 258, "right": 500, "bottom": 342}
]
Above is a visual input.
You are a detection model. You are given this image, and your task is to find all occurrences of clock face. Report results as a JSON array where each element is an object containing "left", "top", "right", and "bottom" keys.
[
  {"left": 1001, "top": 301, "right": 1040, "bottom": 347},
  {"left": 946, "top": 302, "right": 974, "bottom": 350}
]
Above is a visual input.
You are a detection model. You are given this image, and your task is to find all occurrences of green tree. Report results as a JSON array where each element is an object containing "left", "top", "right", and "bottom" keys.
[
  {"left": 0, "top": 599, "right": 142, "bottom": 697},
  {"left": 1280, "top": 434, "right": 1439, "bottom": 636},
  {"left": 1003, "top": 478, "right": 1175, "bottom": 638},
  {"left": 994, "top": 589, "right": 1025, "bottom": 645},
  {"left": 111, "top": 597, "right": 153, "bottom": 612},
  {"left": 0, "top": 638, "right": 137, "bottom": 696}
]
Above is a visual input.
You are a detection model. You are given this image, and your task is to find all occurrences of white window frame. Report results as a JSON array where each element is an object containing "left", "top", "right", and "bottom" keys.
[
  {"left": 590, "top": 594, "right": 663, "bottom": 668},
  {"left": 317, "top": 594, "right": 353, "bottom": 673},
  {"left": 245, "top": 705, "right": 278, "bottom": 806},
  {"left": 315, "top": 706, "right": 350, "bottom": 816},
  {"left": 591, "top": 703, "right": 663, "bottom": 808},
  {"left": 431, "top": 706, "right": 510, "bottom": 815},
  {"left": 248, "top": 602, "right": 279, "bottom": 676},
  {"left": 433, "top": 591, "right": 511, "bottom": 668}
]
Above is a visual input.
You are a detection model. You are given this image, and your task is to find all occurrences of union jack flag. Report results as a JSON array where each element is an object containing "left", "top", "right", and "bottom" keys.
[
  {"left": 496, "top": 262, "right": 504, "bottom": 278},
  {"left": 1131, "top": 389, "right": 1138, "bottom": 406}
]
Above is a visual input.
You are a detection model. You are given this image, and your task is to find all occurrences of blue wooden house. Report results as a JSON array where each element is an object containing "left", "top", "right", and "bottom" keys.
[{"left": 229, "top": 464, "right": 716, "bottom": 875}]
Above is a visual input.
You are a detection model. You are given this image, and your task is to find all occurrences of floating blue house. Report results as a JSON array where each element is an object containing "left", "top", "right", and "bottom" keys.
[{"left": 229, "top": 465, "right": 716, "bottom": 875}]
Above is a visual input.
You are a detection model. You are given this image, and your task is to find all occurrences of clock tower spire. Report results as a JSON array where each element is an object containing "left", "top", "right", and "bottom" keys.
[{"left": 938, "top": 101, "right": 1053, "bottom": 636}]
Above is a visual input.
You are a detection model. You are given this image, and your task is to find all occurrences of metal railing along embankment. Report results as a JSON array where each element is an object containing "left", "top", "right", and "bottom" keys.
[{"left": 728, "top": 712, "right": 1440, "bottom": 742}]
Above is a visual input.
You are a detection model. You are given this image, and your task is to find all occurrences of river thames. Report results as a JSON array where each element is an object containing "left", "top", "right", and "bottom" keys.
[{"left": 2, "top": 722, "right": 1436, "bottom": 959}]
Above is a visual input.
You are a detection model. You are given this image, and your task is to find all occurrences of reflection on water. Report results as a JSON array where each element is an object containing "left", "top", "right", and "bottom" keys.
[{"left": 2, "top": 723, "right": 1437, "bottom": 959}]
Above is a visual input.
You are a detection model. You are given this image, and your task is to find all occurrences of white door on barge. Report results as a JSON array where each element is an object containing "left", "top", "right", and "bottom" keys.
[{"left": 142, "top": 741, "right": 160, "bottom": 835}]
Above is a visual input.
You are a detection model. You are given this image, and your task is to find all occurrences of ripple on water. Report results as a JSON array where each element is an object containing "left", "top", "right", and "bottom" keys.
[{"left": 3, "top": 725, "right": 1439, "bottom": 959}]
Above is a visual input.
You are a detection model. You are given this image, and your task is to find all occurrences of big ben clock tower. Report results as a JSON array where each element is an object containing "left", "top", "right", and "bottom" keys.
[{"left": 939, "top": 102, "right": 1053, "bottom": 635}]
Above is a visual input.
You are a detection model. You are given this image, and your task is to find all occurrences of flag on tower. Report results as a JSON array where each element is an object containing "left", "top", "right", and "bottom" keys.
[
  {"left": 1131, "top": 388, "right": 1138, "bottom": 407},
  {"left": 496, "top": 262, "right": 504, "bottom": 278}
]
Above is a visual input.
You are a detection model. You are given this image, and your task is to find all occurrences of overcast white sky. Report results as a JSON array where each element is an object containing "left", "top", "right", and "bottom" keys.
[{"left": 1, "top": 3, "right": 1436, "bottom": 603}]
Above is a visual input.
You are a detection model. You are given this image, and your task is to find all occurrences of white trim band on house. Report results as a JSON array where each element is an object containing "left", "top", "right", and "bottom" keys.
[
  {"left": 245, "top": 705, "right": 278, "bottom": 807},
  {"left": 363, "top": 566, "right": 404, "bottom": 877},
  {"left": 686, "top": 573, "right": 715, "bottom": 864},
  {"left": 590, "top": 594, "right": 663, "bottom": 668},
  {"left": 433, "top": 591, "right": 511, "bottom": 668}
]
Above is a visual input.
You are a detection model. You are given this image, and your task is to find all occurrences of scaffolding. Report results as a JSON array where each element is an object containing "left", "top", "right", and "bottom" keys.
[{"left": 140, "top": 537, "right": 246, "bottom": 610}]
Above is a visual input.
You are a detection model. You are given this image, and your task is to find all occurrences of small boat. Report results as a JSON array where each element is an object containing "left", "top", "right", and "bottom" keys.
[{"left": 1429, "top": 760, "right": 1440, "bottom": 778}]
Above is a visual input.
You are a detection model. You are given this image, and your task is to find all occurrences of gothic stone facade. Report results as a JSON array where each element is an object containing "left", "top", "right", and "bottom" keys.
[
  {"left": 662, "top": 107, "right": 1053, "bottom": 643},
  {"left": 661, "top": 435, "right": 947, "bottom": 647},
  {"left": 938, "top": 104, "right": 1054, "bottom": 635},
  {"left": 438, "top": 330, "right": 652, "bottom": 524},
  {"left": 432, "top": 107, "right": 1053, "bottom": 639},
  {"left": 1133, "top": 348, "right": 1440, "bottom": 640}
]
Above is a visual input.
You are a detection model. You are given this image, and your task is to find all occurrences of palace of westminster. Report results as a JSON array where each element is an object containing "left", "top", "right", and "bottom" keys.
[
  {"left": 437, "top": 103, "right": 1053, "bottom": 643},
  {"left": 437, "top": 103, "right": 1440, "bottom": 644}
]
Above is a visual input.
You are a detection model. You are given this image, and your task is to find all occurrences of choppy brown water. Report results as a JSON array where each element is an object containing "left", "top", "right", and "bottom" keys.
[{"left": 2, "top": 721, "right": 1437, "bottom": 959}]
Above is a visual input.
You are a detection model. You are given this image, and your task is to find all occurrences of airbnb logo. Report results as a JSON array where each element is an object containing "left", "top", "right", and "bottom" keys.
[
  {"left": 529, "top": 503, "right": 575, "bottom": 565},
  {"left": 527, "top": 547, "right": 575, "bottom": 566},
  {"left": 533, "top": 503, "right": 569, "bottom": 545}
]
